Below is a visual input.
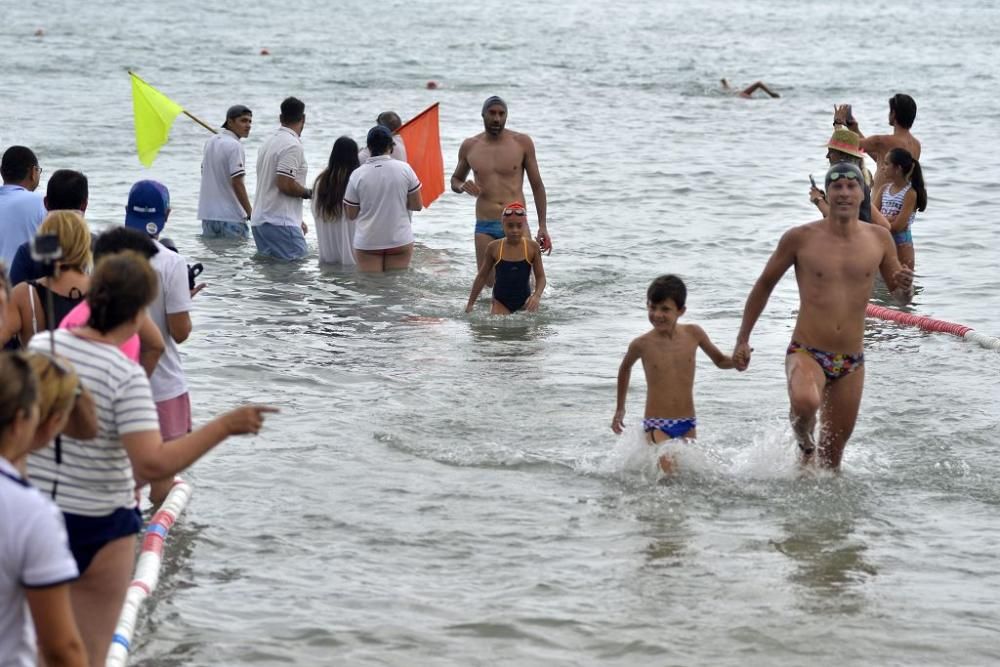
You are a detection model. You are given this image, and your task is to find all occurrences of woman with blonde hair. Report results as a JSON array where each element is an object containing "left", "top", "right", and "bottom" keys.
[{"left": 0, "top": 210, "right": 91, "bottom": 347}]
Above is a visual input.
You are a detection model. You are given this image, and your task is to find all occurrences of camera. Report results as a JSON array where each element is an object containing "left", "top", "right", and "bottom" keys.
[
  {"left": 30, "top": 234, "right": 63, "bottom": 264},
  {"left": 158, "top": 236, "right": 204, "bottom": 291}
]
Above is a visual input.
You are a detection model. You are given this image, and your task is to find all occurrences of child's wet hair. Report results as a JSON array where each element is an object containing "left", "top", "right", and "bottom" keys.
[{"left": 647, "top": 274, "right": 686, "bottom": 309}]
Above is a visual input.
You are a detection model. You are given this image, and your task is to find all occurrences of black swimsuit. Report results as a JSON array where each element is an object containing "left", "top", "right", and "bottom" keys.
[
  {"left": 29, "top": 281, "right": 85, "bottom": 330},
  {"left": 491, "top": 238, "right": 532, "bottom": 313}
]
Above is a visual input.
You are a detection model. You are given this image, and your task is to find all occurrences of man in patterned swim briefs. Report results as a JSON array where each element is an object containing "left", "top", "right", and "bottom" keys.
[{"left": 733, "top": 163, "right": 915, "bottom": 470}]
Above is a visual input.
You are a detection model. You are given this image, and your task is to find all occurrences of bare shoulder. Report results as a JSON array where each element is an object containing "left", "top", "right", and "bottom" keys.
[
  {"left": 512, "top": 131, "right": 536, "bottom": 150},
  {"left": 677, "top": 323, "right": 708, "bottom": 347}
]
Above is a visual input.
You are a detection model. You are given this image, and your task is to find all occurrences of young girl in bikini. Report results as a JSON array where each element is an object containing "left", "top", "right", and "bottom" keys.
[{"left": 873, "top": 147, "right": 926, "bottom": 270}]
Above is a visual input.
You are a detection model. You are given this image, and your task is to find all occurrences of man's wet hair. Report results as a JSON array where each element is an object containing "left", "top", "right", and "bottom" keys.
[
  {"left": 46, "top": 169, "right": 89, "bottom": 211},
  {"left": 647, "top": 274, "right": 687, "bottom": 309},
  {"left": 889, "top": 93, "right": 917, "bottom": 129},
  {"left": 93, "top": 226, "right": 159, "bottom": 262},
  {"left": 280, "top": 96, "right": 305, "bottom": 124},
  {"left": 1, "top": 146, "right": 38, "bottom": 183},
  {"left": 376, "top": 111, "right": 402, "bottom": 132}
]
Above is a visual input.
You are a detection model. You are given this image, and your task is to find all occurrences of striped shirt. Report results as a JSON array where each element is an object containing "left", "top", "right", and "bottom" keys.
[{"left": 27, "top": 330, "right": 161, "bottom": 517}]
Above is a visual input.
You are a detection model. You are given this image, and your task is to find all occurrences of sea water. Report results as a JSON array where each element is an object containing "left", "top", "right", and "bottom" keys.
[{"left": 3, "top": 0, "right": 999, "bottom": 664}]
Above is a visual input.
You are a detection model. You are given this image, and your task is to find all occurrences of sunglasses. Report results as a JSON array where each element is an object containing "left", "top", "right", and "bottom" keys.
[
  {"left": 502, "top": 208, "right": 526, "bottom": 217},
  {"left": 827, "top": 170, "right": 861, "bottom": 182}
]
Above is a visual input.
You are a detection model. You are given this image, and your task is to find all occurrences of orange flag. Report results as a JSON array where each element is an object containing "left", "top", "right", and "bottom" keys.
[{"left": 397, "top": 103, "right": 444, "bottom": 208}]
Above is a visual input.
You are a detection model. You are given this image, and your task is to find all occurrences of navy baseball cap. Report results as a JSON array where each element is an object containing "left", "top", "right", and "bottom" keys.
[{"left": 125, "top": 180, "right": 170, "bottom": 237}]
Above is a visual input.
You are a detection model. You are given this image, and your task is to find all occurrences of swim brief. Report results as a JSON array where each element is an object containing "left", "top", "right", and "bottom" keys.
[
  {"left": 475, "top": 219, "right": 504, "bottom": 239},
  {"left": 787, "top": 341, "right": 864, "bottom": 382},
  {"left": 63, "top": 507, "right": 143, "bottom": 575},
  {"left": 642, "top": 417, "right": 697, "bottom": 440}
]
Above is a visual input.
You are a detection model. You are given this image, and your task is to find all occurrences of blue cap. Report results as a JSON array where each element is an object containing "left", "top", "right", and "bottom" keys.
[
  {"left": 367, "top": 124, "right": 393, "bottom": 143},
  {"left": 125, "top": 180, "right": 170, "bottom": 237}
]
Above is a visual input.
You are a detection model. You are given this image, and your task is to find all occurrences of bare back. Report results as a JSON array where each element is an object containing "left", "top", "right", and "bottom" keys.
[
  {"left": 866, "top": 131, "right": 921, "bottom": 194},
  {"left": 461, "top": 131, "right": 532, "bottom": 220},
  {"left": 791, "top": 220, "right": 896, "bottom": 352},
  {"left": 635, "top": 324, "right": 702, "bottom": 418}
]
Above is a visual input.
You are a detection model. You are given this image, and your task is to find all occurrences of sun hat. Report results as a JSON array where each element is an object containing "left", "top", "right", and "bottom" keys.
[
  {"left": 124, "top": 180, "right": 170, "bottom": 237},
  {"left": 826, "top": 128, "right": 866, "bottom": 159}
]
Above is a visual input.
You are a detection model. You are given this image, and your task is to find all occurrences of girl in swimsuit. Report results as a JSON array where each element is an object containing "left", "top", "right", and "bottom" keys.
[
  {"left": 465, "top": 202, "right": 546, "bottom": 315},
  {"left": 873, "top": 147, "right": 926, "bottom": 270}
]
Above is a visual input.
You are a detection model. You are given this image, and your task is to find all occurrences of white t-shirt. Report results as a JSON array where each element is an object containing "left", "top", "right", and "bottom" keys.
[
  {"left": 251, "top": 126, "right": 307, "bottom": 228},
  {"left": 197, "top": 129, "right": 248, "bottom": 223},
  {"left": 27, "top": 330, "right": 161, "bottom": 517},
  {"left": 149, "top": 239, "right": 192, "bottom": 402},
  {"left": 358, "top": 134, "right": 407, "bottom": 162},
  {"left": 344, "top": 156, "right": 421, "bottom": 251},
  {"left": 0, "top": 458, "right": 78, "bottom": 666}
]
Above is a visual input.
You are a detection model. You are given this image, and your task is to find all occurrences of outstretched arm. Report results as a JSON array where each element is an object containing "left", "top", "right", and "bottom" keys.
[
  {"left": 612, "top": 340, "right": 641, "bottom": 434},
  {"left": 734, "top": 228, "right": 799, "bottom": 369},
  {"left": 524, "top": 241, "right": 546, "bottom": 312},
  {"left": 465, "top": 243, "right": 498, "bottom": 312},
  {"left": 695, "top": 325, "right": 734, "bottom": 369}
]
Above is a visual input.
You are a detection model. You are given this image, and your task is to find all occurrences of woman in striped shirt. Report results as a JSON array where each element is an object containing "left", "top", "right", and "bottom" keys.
[{"left": 27, "top": 251, "right": 276, "bottom": 666}]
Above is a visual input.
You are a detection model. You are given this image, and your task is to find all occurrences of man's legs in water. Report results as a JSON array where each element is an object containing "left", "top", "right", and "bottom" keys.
[{"left": 785, "top": 351, "right": 827, "bottom": 464}]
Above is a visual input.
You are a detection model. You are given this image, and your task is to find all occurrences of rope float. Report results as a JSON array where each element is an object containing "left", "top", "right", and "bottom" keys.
[
  {"left": 866, "top": 304, "right": 1000, "bottom": 351},
  {"left": 106, "top": 478, "right": 193, "bottom": 667}
]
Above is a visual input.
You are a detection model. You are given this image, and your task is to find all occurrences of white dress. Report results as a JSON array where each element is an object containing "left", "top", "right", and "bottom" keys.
[{"left": 311, "top": 198, "right": 356, "bottom": 266}]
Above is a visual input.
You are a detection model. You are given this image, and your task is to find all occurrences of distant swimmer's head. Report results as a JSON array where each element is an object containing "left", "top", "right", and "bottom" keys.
[
  {"left": 366, "top": 125, "right": 394, "bottom": 156},
  {"left": 646, "top": 274, "right": 687, "bottom": 330},
  {"left": 223, "top": 104, "right": 253, "bottom": 138},
  {"left": 501, "top": 201, "right": 528, "bottom": 239},
  {"left": 824, "top": 162, "right": 864, "bottom": 190},
  {"left": 482, "top": 96, "right": 508, "bottom": 135}
]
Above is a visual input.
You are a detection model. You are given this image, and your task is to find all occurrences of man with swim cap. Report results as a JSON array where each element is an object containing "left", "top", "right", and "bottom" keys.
[
  {"left": 733, "top": 162, "right": 914, "bottom": 470},
  {"left": 451, "top": 96, "right": 549, "bottom": 282},
  {"left": 198, "top": 104, "right": 253, "bottom": 239}
]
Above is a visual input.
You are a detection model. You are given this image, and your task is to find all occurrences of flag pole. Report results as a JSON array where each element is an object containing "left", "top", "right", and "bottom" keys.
[{"left": 183, "top": 110, "right": 217, "bottom": 135}]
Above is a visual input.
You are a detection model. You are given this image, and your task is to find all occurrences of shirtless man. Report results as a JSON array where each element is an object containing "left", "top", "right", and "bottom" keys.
[
  {"left": 721, "top": 78, "right": 780, "bottom": 98},
  {"left": 451, "top": 96, "right": 550, "bottom": 280},
  {"left": 834, "top": 94, "right": 920, "bottom": 195},
  {"left": 733, "top": 163, "right": 914, "bottom": 470}
]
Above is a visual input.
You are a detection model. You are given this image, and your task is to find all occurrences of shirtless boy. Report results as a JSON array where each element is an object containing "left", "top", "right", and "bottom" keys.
[
  {"left": 834, "top": 94, "right": 921, "bottom": 195},
  {"left": 451, "top": 96, "right": 550, "bottom": 282},
  {"left": 612, "top": 274, "right": 735, "bottom": 474},
  {"left": 733, "top": 162, "right": 915, "bottom": 470}
]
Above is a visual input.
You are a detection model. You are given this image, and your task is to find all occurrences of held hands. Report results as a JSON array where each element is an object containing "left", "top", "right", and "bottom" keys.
[
  {"left": 611, "top": 409, "right": 625, "bottom": 434},
  {"left": 732, "top": 341, "right": 753, "bottom": 371},
  {"left": 224, "top": 405, "right": 280, "bottom": 436}
]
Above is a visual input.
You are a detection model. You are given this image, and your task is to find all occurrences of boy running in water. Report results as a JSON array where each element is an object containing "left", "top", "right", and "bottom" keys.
[{"left": 612, "top": 275, "right": 735, "bottom": 473}]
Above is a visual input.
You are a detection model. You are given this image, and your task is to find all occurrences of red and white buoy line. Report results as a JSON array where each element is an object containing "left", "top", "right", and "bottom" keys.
[
  {"left": 866, "top": 304, "right": 1000, "bottom": 351},
  {"left": 106, "top": 478, "right": 193, "bottom": 667}
]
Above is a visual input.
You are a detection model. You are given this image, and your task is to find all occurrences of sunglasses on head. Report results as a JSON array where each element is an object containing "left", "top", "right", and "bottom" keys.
[
  {"left": 502, "top": 208, "right": 526, "bottom": 217},
  {"left": 827, "top": 170, "right": 861, "bottom": 182}
]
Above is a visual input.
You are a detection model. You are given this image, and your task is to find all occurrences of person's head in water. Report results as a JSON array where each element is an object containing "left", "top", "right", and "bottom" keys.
[
  {"left": 223, "top": 104, "right": 253, "bottom": 139},
  {"left": 888, "top": 93, "right": 916, "bottom": 129},
  {"left": 646, "top": 274, "right": 687, "bottom": 332},
  {"left": 482, "top": 96, "right": 508, "bottom": 137},
  {"left": 500, "top": 202, "right": 528, "bottom": 242}
]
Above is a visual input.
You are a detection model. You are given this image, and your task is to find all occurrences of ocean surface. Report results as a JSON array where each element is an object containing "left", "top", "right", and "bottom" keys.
[{"left": 3, "top": 0, "right": 1000, "bottom": 665}]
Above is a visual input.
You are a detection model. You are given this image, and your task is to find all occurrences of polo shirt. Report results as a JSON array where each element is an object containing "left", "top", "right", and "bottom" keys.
[
  {"left": 0, "top": 458, "right": 78, "bottom": 665},
  {"left": 358, "top": 134, "right": 408, "bottom": 162},
  {"left": 148, "top": 239, "right": 192, "bottom": 402},
  {"left": 344, "top": 156, "right": 421, "bottom": 250},
  {"left": 251, "top": 126, "right": 308, "bottom": 228},
  {"left": 197, "top": 128, "right": 248, "bottom": 223},
  {"left": 0, "top": 185, "right": 46, "bottom": 265}
]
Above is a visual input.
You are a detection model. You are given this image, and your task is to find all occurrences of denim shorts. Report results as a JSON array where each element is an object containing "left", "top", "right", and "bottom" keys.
[
  {"left": 202, "top": 219, "right": 250, "bottom": 239},
  {"left": 252, "top": 223, "right": 308, "bottom": 260}
]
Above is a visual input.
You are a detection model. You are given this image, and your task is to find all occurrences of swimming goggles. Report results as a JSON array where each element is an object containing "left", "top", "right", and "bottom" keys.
[
  {"left": 827, "top": 170, "right": 862, "bottom": 182},
  {"left": 502, "top": 208, "right": 526, "bottom": 217}
]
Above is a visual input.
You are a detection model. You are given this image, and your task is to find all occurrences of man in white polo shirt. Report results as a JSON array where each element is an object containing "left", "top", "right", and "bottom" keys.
[
  {"left": 344, "top": 125, "right": 422, "bottom": 272},
  {"left": 0, "top": 146, "right": 46, "bottom": 265},
  {"left": 251, "top": 96, "right": 311, "bottom": 261},
  {"left": 198, "top": 104, "right": 253, "bottom": 239},
  {"left": 357, "top": 110, "right": 408, "bottom": 162}
]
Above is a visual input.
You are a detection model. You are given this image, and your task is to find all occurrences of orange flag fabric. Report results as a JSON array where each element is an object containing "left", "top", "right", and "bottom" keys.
[{"left": 397, "top": 103, "right": 444, "bottom": 208}]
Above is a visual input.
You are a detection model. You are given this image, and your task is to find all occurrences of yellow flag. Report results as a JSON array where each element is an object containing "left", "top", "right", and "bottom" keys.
[{"left": 129, "top": 72, "right": 183, "bottom": 167}]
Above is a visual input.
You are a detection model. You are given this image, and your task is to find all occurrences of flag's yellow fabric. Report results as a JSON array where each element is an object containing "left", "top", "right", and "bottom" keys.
[{"left": 130, "top": 72, "right": 183, "bottom": 167}]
